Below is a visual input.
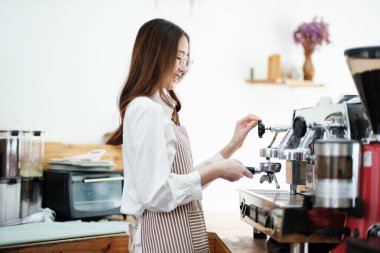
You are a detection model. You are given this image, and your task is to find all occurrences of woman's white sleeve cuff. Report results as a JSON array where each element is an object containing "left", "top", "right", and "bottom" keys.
[
  {"left": 190, "top": 171, "right": 203, "bottom": 201},
  {"left": 194, "top": 152, "right": 224, "bottom": 171},
  {"left": 209, "top": 152, "right": 224, "bottom": 163}
]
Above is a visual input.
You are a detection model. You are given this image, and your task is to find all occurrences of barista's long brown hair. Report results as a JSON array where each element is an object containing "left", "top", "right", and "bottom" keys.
[{"left": 107, "top": 19, "right": 189, "bottom": 145}]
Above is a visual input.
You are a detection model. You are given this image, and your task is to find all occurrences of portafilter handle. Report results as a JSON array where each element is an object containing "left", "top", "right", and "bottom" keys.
[
  {"left": 245, "top": 162, "right": 282, "bottom": 174},
  {"left": 245, "top": 166, "right": 262, "bottom": 174}
]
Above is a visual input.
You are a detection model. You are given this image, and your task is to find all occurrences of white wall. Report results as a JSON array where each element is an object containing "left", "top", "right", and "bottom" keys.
[{"left": 1, "top": 0, "right": 380, "bottom": 214}]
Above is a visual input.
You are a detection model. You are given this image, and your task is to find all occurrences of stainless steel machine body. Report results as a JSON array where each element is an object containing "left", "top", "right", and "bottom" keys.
[
  {"left": 258, "top": 98, "right": 368, "bottom": 194},
  {"left": 239, "top": 97, "right": 370, "bottom": 252},
  {"left": 239, "top": 189, "right": 343, "bottom": 243}
]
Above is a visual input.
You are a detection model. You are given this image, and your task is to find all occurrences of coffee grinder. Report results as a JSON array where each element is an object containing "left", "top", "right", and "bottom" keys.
[{"left": 332, "top": 46, "right": 380, "bottom": 252}]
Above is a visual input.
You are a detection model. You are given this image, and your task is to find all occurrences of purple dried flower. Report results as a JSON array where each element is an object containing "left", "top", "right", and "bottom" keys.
[{"left": 294, "top": 17, "right": 330, "bottom": 49}]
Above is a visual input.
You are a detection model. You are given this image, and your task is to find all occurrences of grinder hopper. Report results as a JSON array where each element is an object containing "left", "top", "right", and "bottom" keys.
[{"left": 345, "top": 46, "right": 380, "bottom": 140}]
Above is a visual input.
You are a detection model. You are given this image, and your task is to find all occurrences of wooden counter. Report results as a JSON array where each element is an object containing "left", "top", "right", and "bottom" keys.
[
  {"left": 205, "top": 211, "right": 267, "bottom": 253},
  {"left": 0, "top": 233, "right": 129, "bottom": 253},
  {"left": 0, "top": 212, "right": 266, "bottom": 253},
  {"left": 0, "top": 232, "right": 264, "bottom": 253}
]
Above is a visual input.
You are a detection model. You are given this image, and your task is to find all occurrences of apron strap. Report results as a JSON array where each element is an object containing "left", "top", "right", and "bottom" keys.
[{"left": 128, "top": 215, "right": 138, "bottom": 253}]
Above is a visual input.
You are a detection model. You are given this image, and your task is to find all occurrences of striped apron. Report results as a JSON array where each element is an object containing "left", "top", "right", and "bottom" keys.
[{"left": 141, "top": 125, "right": 209, "bottom": 253}]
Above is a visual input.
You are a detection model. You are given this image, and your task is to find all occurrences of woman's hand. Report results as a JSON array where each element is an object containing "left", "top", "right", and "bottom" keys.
[
  {"left": 231, "top": 114, "right": 261, "bottom": 148},
  {"left": 214, "top": 159, "right": 253, "bottom": 182},
  {"left": 199, "top": 159, "right": 253, "bottom": 186},
  {"left": 220, "top": 114, "right": 261, "bottom": 159}
]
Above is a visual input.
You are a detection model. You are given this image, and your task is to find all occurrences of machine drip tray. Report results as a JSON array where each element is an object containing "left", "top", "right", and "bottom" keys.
[{"left": 240, "top": 189, "right": 305, "bottom": 209}]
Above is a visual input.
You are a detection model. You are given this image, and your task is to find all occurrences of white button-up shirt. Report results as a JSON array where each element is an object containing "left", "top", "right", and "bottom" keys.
[{"left": 120, "top": 91, "right": 223, "bottom": 252}]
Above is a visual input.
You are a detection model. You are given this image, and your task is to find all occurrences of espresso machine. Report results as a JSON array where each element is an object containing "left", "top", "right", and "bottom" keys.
[{"left": 239, "top": 46, "right": 380, "bottom": 253}]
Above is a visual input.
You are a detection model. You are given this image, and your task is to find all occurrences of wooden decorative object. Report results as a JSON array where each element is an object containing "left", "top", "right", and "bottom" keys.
[{"left": 303, "top": 45, "right": 314, "bottom": 81}]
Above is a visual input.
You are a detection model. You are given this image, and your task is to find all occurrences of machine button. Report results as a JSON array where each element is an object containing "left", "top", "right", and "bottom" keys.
[
  {"left": 352, "top": 229, "right": 359, "bottom": 238},
  {"left": 264, "top": 215, "right": 275, "bottom": 229}
]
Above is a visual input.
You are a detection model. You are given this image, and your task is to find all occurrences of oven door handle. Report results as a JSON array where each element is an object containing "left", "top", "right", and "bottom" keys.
[{"left": 83, "top": 176, "right": 124, "bottom": 183}]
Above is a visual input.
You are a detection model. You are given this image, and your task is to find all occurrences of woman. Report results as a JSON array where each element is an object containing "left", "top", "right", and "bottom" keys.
[{"left": 107, "top": 18, "right": 260, "bottom": 253}]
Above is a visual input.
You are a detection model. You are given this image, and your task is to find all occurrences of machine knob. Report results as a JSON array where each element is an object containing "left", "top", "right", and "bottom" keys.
[
  {"left": 264, "top": 215, "right": 275, "bottom": 229},
  {"left": 258, "top": 121, "right": 265, "bottom": 138},
  {"left": 240, "top": 204, "right": 250, "bottom": 218},
  {"left": 368, "top": 224, "right": 380, "bottom": 238},
  {"left": 293, "top": 116, "right": 307, "bottom": 138}
]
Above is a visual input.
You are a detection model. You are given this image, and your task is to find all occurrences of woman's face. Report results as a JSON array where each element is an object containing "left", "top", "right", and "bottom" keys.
[{"left": 168, "top": 35, "right": 190, "bottom": 90}]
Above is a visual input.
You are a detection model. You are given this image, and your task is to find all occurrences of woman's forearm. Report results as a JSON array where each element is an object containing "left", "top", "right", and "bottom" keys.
[
  {"left": 219, "top": 141, "right": 241, "bottom": 159},
  {"left": 198, "top": 159, "right": 253, "bottom": 187},
  {"left": 198, "top": 164, "right": 220, "bottom": 186}
]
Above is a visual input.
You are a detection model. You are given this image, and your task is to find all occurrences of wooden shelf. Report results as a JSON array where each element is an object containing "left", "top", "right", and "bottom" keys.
[{"left": 246, "top": 78, "right": 324, "bottom": 87}]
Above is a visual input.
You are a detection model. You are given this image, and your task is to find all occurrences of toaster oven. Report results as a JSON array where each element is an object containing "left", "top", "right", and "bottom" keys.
[{"left": 42, "top": 170, "right": 123, "bottom": 221}]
